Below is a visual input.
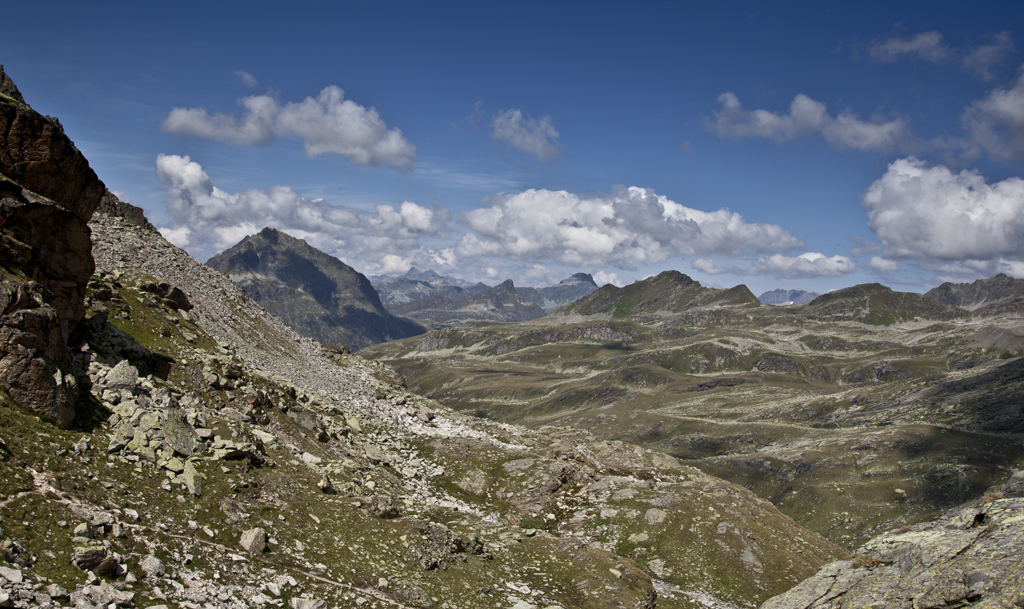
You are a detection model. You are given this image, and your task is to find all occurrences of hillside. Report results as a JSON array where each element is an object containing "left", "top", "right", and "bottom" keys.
[
  {"left": 363, "top": 274, "right": 1024, "bottom": 551},
  {"left": 557, "top": 271, "right": 760, "bottom": 322},
  {"left": 925, "top": 273, "right": 1024, "bottom": 314},
  {"left": 206, "top": 228, "right": 426, "bottom": 351}
]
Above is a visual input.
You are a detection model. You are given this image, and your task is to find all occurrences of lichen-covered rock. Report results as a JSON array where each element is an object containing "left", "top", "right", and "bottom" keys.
[{"left": 761, "top": 497, "right": 1024, "bottom": 609}]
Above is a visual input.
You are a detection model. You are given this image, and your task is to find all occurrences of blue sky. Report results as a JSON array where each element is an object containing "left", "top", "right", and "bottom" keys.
[{"left": 4, "top": 1, "right": 1024, "bottom": 294}]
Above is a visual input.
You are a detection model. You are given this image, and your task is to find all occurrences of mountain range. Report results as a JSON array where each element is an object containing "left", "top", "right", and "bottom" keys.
[{"left": 757, "top": 289, "right": 819, "bottom": 305}]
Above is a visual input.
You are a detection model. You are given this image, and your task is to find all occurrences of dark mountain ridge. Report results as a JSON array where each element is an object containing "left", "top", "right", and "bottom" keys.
[
  {"left": 206, "top": 227, "right": 425, "bottom": 350},
  {"left": 925, "top": 273, "right": 1024, "bottom": 314}
]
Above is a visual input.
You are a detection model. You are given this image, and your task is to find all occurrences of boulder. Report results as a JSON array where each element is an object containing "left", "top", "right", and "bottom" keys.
[
  {"left": 138, "top": 554, "right": 165, "bottom": 579},
  {"left": 240, "top": 528, "right": 266, "bottom": 554}
]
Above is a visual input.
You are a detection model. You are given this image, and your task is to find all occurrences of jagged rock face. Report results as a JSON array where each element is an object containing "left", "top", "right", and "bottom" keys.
[
  {"left": 0, "top": 66, "right": 104, "bottom": 426},
  {"left": 207, "top": 227, "right": 426, "bottom": 350}
]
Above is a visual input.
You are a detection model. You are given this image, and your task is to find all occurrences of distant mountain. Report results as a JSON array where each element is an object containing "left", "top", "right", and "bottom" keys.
[
  {"left": 390, "top": 279, "right": 546, "bottom": 328},
  {"left": 372, "top": 267, "right": 490, "bottom": 307},
  {"left": 516, "top": 272, "right": 600, "bottom": 312},
  {"left": 557, "top": 270, "right": 759, "bottom": 320},
  {"left": 759, "top": 289, "right": 820, "bottom": 306},
  {"left": 402, "top": 266, "right": 476, "bottom": 288},
  {"left": 925, "top": 273, "right": 1024, "bottom": 314},
  {"left": 206, "top": 228, "right": 425, "bottom": 350}
]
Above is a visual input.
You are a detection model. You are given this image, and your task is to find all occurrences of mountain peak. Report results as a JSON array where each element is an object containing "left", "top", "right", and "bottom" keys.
[{"left": 207, "top": 229, "right": 424, "bottom": 349}]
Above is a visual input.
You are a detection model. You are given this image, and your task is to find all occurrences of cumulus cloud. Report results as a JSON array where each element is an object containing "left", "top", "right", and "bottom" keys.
[
  {"left": 960, "top": 71, "right": 1024, "bottom": 159},
  {"left": 592, "top": 271, "right": 623, "bottom": 287},
  {"left": 491, "top": 109, "right": 560, "bottom": 159},
  {"left": 708, "top": 92, "right": 909, "bottom": 153},
  {"left": 234, "top": 70, "right": 258, "bottom": 88},
  {"left": 962, "top": 32, "right": 1015, "bottom": 80},
  {"left": 862, "top": 157, "right": 1024, "bottom": 261},
  {"left": 868, "top": 256, "right": 900, "bottom": 273},
  {"left": 869, "top": 31, "right": 950, "bottom": 63},
  {"left": 692, "top": 258, "right": 730, "bottom": 275},
  {"left": 154, "top": 154, "right": 445, "bottom": 269},
  {"left": 751, "top": 252, "right": 856, "bottom": 279},
  {"left": 456, "top": 186, "right": 802, "bottom": 268},
  {"left": 161, "top": 86, "right": 416, "bottom": 169}
]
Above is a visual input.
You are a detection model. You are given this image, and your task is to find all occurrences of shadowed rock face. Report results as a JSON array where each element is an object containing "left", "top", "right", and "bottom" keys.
[{"left": 0, "top": 65, "right": 104, "bottom": 426}]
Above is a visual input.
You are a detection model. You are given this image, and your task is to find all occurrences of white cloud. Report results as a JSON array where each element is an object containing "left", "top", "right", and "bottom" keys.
[
  {"left": 708, "top": 92, "right": 909, "bottom": 153},
  {"left": 161, "top": 86, "right": 416, "bottom": 169},
  {"left": 456, "top": 186, "right": 802, "bottom": 268},
  {"left": 692, "top": 258, "right": 729, "bottom": 275},
  {"left": 869, "top": 31, "right": 950, "bottom": 63},
  {"left": 862, "top": 157, "right": 1024, "bottom": 261},
  {"left": 492, "top": 109, "right": 560, "bottom": 159},
  {"left": 962, "top": 32, "right": 1015, "bottom": 80},
  {"left": 379, "top": 254, "right": 413, "bottom": 275},
  {"left": 751, "top": 252, "right": 856, "bottom": 279},
  {"left": 868, "top": 256, "right": 900, "bottom": 273},
  {"left": 109, "top": 189, "right": 130, "bottom": 203},
  {"left": 154, "top": 154, "right": 445, "bottom": 269},
  {"left": 960, "top": 71, "right": 1024, "bottom": 160},
  {"left": 592, "top": 271, "right": 623, "bottom": 287},
  {"left": 234, "top": 70, "right": 258, "bottom": 88}
]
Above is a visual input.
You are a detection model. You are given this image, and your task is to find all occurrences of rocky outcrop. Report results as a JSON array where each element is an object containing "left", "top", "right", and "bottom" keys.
[
  {"left": 761, "top": 493, "right": 1024, "bottom": 609},
  {"left": 0, "top": 65, "right": 104, "bottom": 426}
]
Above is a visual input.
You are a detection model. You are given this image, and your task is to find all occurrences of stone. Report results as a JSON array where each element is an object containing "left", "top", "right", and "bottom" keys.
[
  {"left": 138, "top": 554, "right": 165, "bottom": 579},
  {"left": 0, "top": 566, "right": 21, "bottom": 583},
  {"left": 44, "top": 584, "right": 69, "bottom": 600},
  {"left": 645, "top": 508, "right": 667, "bottom": 525},
  {"left": 71, "top": 544, "right": 108, "bottom": 571},
  {"left": 239, "top": 528, "right": 266, "bottom": 554},
  {"left": 73, "top": 522, "right": 93, "bottom": 539},
  {"left": 182, "top": 460, "right": 202, "bottom": 496},
  {"left": 85, "top": 583, "right": 134, "bottom": 607},
  {"left": 106, "top": 360, "right": 138, "bottom": 391}
]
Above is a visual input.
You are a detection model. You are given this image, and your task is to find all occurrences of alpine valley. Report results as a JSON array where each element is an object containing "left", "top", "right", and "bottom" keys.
[{"left": 1, "top": 63, "right": 1023, "bottom": 609}]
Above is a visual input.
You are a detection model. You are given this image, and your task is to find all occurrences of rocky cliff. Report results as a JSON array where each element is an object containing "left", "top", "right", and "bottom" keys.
[{"left": 0, "top": 65, "right": 105, "bottom": 426}]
